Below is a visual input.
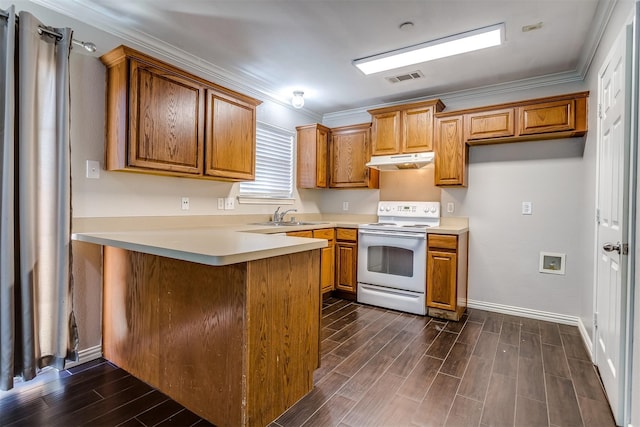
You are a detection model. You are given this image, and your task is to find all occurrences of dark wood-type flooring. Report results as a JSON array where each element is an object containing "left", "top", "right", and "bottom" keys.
[{"left": 0, "top": 298, "right": 616, "bottom": 427}]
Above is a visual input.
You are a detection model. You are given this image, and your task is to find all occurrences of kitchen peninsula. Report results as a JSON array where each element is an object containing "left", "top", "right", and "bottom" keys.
[{"left": 73, "top": 226, "right": 328, "bottom": 427}]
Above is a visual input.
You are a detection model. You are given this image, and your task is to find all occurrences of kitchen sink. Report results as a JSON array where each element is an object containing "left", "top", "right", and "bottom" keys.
[{"left": 251, "top": 221, "right": 327, "bottom": 226}]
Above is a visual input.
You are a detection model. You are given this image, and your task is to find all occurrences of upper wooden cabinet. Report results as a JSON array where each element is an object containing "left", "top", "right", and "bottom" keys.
[
  {"left": 101, "top": 45, "right": 261, "bottom": 181},
  {"left": 330, "top": 123, "right": 379, "bottom": 189},
  {"left": 204, "top": 92, "right": 257, "bottom": 180},
  {"left": 434, "top": 91, "right": 588, "bottom": 187},
  {"left": 296, "top": 124, "right": 330, "bottom": 188},
  {"left": 368, "top": 99, "right": 445, "bottom": 156}
]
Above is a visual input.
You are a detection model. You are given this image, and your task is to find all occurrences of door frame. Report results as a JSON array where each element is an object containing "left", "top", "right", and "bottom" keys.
[{"left": 592, "top": 8, "right": 638, "bottom": 426}]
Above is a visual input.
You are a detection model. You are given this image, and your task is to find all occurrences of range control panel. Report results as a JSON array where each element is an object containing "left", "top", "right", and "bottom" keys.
[{"left": 377, "top": 201, "right": 440, "bottom": 218}]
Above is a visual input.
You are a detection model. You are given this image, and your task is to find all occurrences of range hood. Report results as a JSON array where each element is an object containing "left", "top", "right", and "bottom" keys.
[{"left": 366, "top": 151, "right": 435, "bottom": 170}]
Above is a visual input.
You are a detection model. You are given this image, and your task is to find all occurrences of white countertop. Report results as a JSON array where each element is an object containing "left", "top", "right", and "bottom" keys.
[
  {"left": 72, "top": 216, "right": 468, "bottom": 266},
  {"left": 72, "top": 227, "right": 328, "bottom": 266}
]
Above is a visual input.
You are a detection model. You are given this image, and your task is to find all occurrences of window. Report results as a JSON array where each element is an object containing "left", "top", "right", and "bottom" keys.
[{"left": 239, "top": 122, "right": 294, "bottom": 202}]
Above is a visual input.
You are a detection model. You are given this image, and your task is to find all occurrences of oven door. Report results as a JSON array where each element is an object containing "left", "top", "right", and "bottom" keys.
[{"left": 357, "top": 229, "right": 426, "bottom": 293}]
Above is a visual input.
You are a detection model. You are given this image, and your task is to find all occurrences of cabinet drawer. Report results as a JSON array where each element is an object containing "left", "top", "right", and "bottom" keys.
[
  {"left": 336, "top": 228, "right": 357, "bottom": 242},
  {"left": 287, "top": 230, "right": 313, "bottom": 238},
  {"left": 428, "top": 234, "right": 457, "bottom": 250},
  {"left": 465, "top": 108, "right": 515, "bottom": 141},
  {"left": 313, "top": 228, "right": 335, "bottom": 240},
  {"left": 519, "top": 99, "right": 575, "bottom": 135}
]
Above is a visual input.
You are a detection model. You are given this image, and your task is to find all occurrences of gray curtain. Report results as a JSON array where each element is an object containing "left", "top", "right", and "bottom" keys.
[{"left": 0, "top": 5, "right": 77, "bottom": 391}]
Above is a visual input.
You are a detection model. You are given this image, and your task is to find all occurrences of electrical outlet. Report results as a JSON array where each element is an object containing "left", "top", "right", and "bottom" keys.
[
  {"left": 224, "top": 197, "right": 235, "bottom": 210},
  {"left": 217, "top": 198, "right": 224, "bottom": 210},
  {"left": 343, "top": 201, "right": 349, "bottom": 211},
  {"left": 522, "top": 201, "right": 532, "bottom": 215},
  {"left": 447, "top": 202, "right": 455, "bottom": 213},
  {"left": 181, "top": 197, "right": 190, "bottom": 210},
  {"left": 86, "top": 160, "right": 100, "bottom": 179}
]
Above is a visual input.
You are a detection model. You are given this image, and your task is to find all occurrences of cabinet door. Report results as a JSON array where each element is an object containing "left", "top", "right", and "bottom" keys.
[
  {"left": 320, "top": 245, "right": 335, "bottom": 294},
  {"left": 518, "top": 99, "right": 575, "bottom": 135},
  {"left": 296, "top": 124, "right": 329, "bottom": 188},
  {"left": 427, "top": 249, "right": 457, "bottom": 311},
  {"left": 403, "top": 104, "right": 435, "bottom": 153},
  {"left": 465, "top": 108, "right": 515, "bottom": 141},
  {"left": 335, "top": 242, "right": 357, "bottom": 293},
  {"left": 434, "top": 115, "right": 466, "bottom": 187},
  {"left": 370, "top": 111, "right": 401, "bottom": 155},
  {"left": 129, "top": 60, "right": 204, "bottom": 174},
  {"left": 330, "top": 124, "right": 378, "bottom": 188},
  {"left": 204, "top": 92, "right": 256, "bottom": 180}
]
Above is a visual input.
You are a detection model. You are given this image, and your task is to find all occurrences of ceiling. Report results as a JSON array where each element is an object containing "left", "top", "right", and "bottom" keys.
[{"left": 32, "top": 0, "right": 611, "bottom": 116}]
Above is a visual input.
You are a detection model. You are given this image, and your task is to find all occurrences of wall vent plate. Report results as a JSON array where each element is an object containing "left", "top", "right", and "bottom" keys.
[{"left": 385, "top": 70, "right": 424, "bottom": 84}]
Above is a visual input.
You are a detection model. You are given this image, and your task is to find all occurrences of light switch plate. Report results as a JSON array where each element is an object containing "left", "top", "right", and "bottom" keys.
[
  {"left": 224, "top": 197, "right": 235, "bottom": 210},
  {"left": 522, "top": 201, "right": 532, "bottom": 215},
  {"left": 217, "top": 198, "right": 224, "bottom": 210},
  {"left": 447, "top": 202, "right": 455, "bottom": 213},
  {"left": 86, "top": 160, "right": 100, "bottom": 179}
]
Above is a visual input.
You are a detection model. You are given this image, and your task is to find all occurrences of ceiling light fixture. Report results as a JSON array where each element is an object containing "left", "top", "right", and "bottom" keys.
[
  {"left": 291, "top": 91, "right": 304, "bottom": 109},
  {"left": 353, "top": 23, "right": 505, "bottom": 75}
]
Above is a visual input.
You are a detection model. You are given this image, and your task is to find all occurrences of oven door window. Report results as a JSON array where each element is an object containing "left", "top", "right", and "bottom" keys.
[{"left": 366, "top": 245, "right": 414, "bottom": 277}]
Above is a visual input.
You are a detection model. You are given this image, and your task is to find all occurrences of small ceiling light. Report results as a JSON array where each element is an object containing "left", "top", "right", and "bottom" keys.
[
  {"left": 522, "top": 22, "right": 543, "bottom": 32},
  {"left": 291, "top": 91, "right": 304, "bottom": 109},
  {"left": 353, "top": 23, "right": 505, "bottom": 75}
]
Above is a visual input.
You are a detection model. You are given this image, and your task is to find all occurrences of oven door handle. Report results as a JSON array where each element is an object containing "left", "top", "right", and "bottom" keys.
[{"left": 358, "top": 230, "right": 427, "bottom": 239}]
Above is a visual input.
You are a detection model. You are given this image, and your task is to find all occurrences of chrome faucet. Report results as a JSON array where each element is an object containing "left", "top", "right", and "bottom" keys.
[{"left": 273, "top": 207, "right": 297, "bottom": 222}]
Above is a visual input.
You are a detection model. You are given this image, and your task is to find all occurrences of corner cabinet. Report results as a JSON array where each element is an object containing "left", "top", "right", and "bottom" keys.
[
  {"left": 335, "top": 228, "right": 358, "bottom": 298},
  {"left": 368, "top": 99, "right": 445, "bottom": 156},
  {"left": 287, "top": 228, "right": 335, "bottom": 294},
  {"left": 296, "top": 124, "right": 330, "bottom": 188},
  {"left": 101, "top": 45, "right": 261, "bottom": 181},
  {"left": 427, "top": 233, "right": 468, "bottom": 321},
  {"left": 329, "top": 123, "right": 379, "bottom": 189}
]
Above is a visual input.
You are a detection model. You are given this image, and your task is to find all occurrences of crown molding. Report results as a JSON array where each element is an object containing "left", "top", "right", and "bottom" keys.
[
  {"left": 322, "top": 69, "right": 585, "bottom": 123},
  {"left": 29, "top": 0, "right": 323, "bottom": 123}
]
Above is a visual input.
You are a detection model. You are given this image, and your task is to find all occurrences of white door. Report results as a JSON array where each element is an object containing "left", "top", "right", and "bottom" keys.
[{"left": 595, "top": 22, "right": 632, "bottom": 426}]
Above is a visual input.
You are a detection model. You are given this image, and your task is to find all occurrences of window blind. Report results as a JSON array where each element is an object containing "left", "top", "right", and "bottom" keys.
[{"left": 239, "top": 122, "right": 294, "bottom": 199}]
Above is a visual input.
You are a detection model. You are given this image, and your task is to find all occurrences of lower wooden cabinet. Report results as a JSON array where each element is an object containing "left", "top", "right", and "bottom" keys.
[
  {"left": 335, "top": 228, "right": 358, "bottom": 296},
  {"left": 288, "top": 228, "right": 335, "bottom": 294},
  {"left": 427, "top": 233, "right": 468, "bottom": 321}
]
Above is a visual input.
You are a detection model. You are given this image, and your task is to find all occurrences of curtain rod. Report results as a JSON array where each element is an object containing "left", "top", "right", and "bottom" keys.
[{"left": 0, "top": 9, "right": 96, "bottom": 52}]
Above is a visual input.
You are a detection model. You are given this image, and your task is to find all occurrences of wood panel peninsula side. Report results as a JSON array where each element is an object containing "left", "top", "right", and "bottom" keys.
[{"left": 101, "top": 245, "right": 321, "bottom": 427}]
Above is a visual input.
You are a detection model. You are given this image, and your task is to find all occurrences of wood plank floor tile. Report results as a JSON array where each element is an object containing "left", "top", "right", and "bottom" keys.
[
  {"left": 457, "top": 355, "right": 493, "bottom": 402},
  {"left": 153, "top": 407, "right": 203, "bottom": 426},
  {"left": 457, "top": 321, "right": 483, "bottom": 346},
  {"left": 445, "top": 314, "right": 469, "bottom": 333},
  {"left": 440, "top": 342, "right": 474, "bottom": 378},
  {"left": 517, "top": 357, "right": 546, "bottom": 402},
  {"left": 276, "top": 371, "right": 350, "bottom": 426},
  {"left": 482, "top": 313, "right": 503, "bottom": 334},
  {"left": 519, "top": 331, "right": 543, "bottom": 361},
  {"left": 337, "top": 351, "right": 397, "bottom": 401},
  {"left": 561, "top": 333, "right": 590, "bottom": 361},
  {"left": 480, "top": 372, "right": 516, "bottom": 427},
  {"left": 396, "top": 355, "right": 443, "bottom": 402},
  {"left": 134, "top": 398, "right": 186, "bottom": 426},
  {"left": 445, "top": 395, "right": 484, "bottom": 427},
  {"left": 577, "top": 396, "right": 616, "bottom": 427},
  {"left": 467, "top": 308, "right": 488, "bottom": 324},
  {"left": 558, "top": 324, "right": 581, "bottom": 336},
  {"left": 387, "top": 321, "right": 445, "bottom": 377},
  {"left": 340, "top": 372, "right": 405, "bottom": 426},
  {"left": 542, "top": 343, "right": 571, "bottom": 378},
  {"left": 412, "top": 373, "right": 460, "bottom": 427},
  {"left": 426, "top": 331, "right": 458, "bottom": 360},
  {"left": 473, "top": 331, "right": 500, "bottom": 359},
  {"left": 373, "top": 393, "right": 421, "bottom": 427},
  {"left": 499, "top": 321, "right": 521, "bottom": 347},
  {"left": 545, "top": 374, "right": 584, "bottom": 427},
  {"left": 520, "top": 318, "right": 541, "bottom": 335},
  {"left": 493, "top": 343, "right": 519, "bottom": 378},
  {"left": 84, "top": 390, "right": 168, "bottom": 426},
  {"left": 301, "top": 394, "right": 356, "bottom": 427},
  {"left": 539, "top": 321, "right": 563, "bottom": 346},
  {"left": 515, "top": 396, "right": 549, "bottom": 427},
  {"left": 567, "top": 358, "right": 608, "bottom": 402},
  {"left": 314, "top": 352, "right": 345, "bottom": 383}
]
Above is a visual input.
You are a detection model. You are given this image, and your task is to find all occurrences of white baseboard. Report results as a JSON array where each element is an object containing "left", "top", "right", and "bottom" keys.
[
  {"left": 66, "top": 344, "right": 103, "bottom": 368},
  {"left": 467, "top": 299, "right": 594, "bottom": 359}
]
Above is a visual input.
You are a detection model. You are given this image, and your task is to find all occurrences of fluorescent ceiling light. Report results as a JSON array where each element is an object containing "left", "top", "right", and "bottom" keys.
[{"left": 353, "top": 23, "right": 505, "bottom": 75}]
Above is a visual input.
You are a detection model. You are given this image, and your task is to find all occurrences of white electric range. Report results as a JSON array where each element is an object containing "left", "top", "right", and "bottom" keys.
[{"left": 357, "top": 201, "right": 440, "bottom": 315}]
